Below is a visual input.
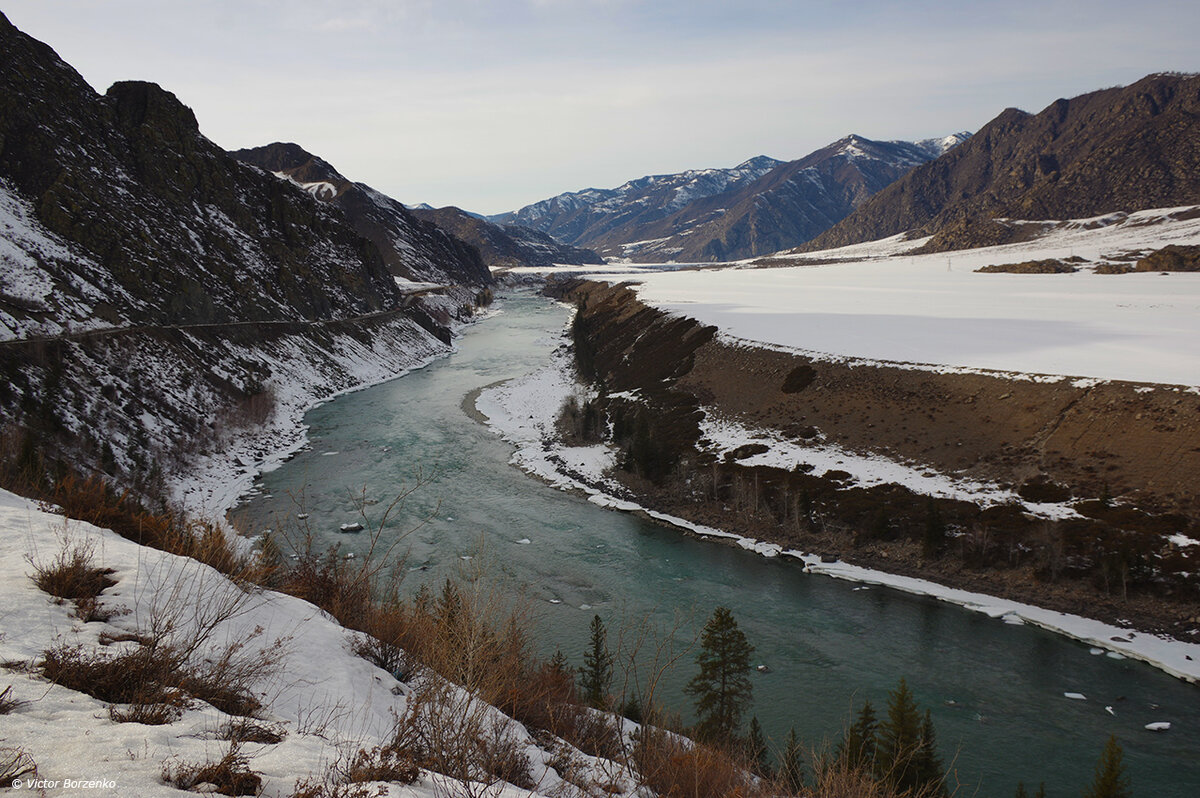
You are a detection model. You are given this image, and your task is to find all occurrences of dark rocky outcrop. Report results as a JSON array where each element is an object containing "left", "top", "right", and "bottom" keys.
[
  {"left": 1135, "top": 244, "right": 1200, "bottom": 272},
  {"left": 231, "top": 142, "right": 492, "bottom": 286},
  {"left": 802, "top": 74, "right": 1200, "bottom": 252},
  {"left": 409, "top": 205, "right": 603, "bottom": 270}
]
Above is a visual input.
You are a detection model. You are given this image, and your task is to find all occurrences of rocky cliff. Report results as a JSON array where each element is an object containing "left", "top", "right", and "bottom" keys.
[
  {"left": 231, "top": 142, "right": 493, "bottom": 287},
  {"left": 0, "top": 12, "right": 481, "bottom": 500}
]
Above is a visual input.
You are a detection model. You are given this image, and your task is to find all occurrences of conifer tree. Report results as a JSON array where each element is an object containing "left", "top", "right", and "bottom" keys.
[
  {"left": 837, "top": 699, "right": 877, "bottom": 771},
  {"left": 621, "top": 694, "right": 643, "bottom": 724},
  {"left": 1083, "top": 735, "right": 1131, "bottom": 798},
  {"left": 915, "top": 709, "right": 946, "bottom": 795},
  {"left": 746, "top": 716, "right": 770, "bottom": 777},
  {"left": 876, "top": 678, "right": 923, "bottom": 792},
  {"left": 1014, "top": 783, "right": 1029, "bottom": 798},
  {"left": 579, "top": 614, "right": 613, "bottom": 708},
  {"left": 685, "top": 606, "right": 754, "bottom": 743},
  {"left": 1034, "top": 783, "right": 1046, "bottom": 798},
  {"left": 779, "top": 726, "right": 805, "bottom": 793}
]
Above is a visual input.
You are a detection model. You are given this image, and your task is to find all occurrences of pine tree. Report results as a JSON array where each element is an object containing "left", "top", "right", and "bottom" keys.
[
  {"left": 746, "top": 716, "right": 770, "bottom": 777},
  {"left": 779, "top": 726, "right": 805, "bottom": 793},
  {"left": 837, "top": 699, "right": 877, "bottom": 771},
  {"left": 876, "top": 678, "right": 923, "bottom": 791},
  {"left": 1033, "top": 783, "right": 1046, "bottom": 798},
  {"left": 579, "top": 614, "right": 613, "bottom": 708},
  {"left": 550, "top": 648, "right": 570, "bottom": 675},
  {"left": 621, "top": 694, "right": 643, "bottom": 724},
  {"left": 685, "top": 606, "right": 755, "bottom": 743},
  {"left": 914, "top": 709, "right": 946, "bottom": 795},
  {"left": 1083, "top": 735, "right": 1132, "bottom": 798},
  {"left": 1014, "top": 783, "right": 1029, "bottom": 798}
]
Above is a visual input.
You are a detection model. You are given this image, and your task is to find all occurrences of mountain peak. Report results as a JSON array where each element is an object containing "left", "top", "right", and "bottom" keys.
[{"left": 106, "top": 81, "right": 199, "bottom": 139}]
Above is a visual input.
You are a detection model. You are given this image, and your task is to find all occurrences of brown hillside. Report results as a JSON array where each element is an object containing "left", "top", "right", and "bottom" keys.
[{"left": 802, "top": 74, "right": 1200, "bottom": 253}]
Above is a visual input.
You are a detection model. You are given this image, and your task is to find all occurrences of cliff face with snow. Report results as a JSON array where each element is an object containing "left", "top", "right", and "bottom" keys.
[
  {"left": 0, "top": 12, "right": 481, "bottom": 501},
  {"left": 494, "top": 136, "right": 968, "bottom": 262}
]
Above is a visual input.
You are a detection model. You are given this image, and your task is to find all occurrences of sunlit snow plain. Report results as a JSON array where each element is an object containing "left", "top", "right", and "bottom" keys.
[{"left": 526, "top": 207, "right": 1200, "bottom": 387}]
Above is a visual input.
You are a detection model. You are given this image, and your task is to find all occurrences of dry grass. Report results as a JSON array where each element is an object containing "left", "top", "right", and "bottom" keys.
[
  {"left": 162, "top": 742, "right": 262, "bottom": 796},
  {"left": 288, "top": 781, "right": 385, "bottom": 798},
  {"left": 30, "top": 537, "right": 117, "bottom": 601},
  {"left": 220, "top": 718, "right": 287, "bottom": 745},
  {"left": 337, "top": 745, "right": 420, "bottom": 785},
  {"left": 109, "top": 699, "right": 184, "bottom": 725},
  {"left": 631, "top": 726, "right": 761, "bottom": 798},
  {"left": 0, "top": 685, "right": 23, "bottom": 715},
  {"left": 1, "top": 748, "right": 37, "bottom": 789}
]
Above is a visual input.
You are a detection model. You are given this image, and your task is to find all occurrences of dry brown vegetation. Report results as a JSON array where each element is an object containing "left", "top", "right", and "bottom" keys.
[
  {"left": 5, "top": 451, "right": 946, "bottom": 797},
  {"left": 1, "top": 748, "right": 37, "bottom": 789},
  {"left": 162, "top": 742, "right": 262, "bottom": 796}
]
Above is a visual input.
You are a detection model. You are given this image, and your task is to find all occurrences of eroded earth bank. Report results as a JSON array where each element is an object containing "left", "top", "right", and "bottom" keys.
[{"left": 547, "top": 278, "right": 1200, "bottom": 640}]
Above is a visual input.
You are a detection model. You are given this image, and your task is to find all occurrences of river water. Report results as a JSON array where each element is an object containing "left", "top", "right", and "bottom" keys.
[{"left": 236, "top": 293, "right": 1199, "bottom": 797}]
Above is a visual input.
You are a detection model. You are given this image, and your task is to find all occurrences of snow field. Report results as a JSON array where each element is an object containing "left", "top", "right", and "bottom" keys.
[{"left": 518, "top": 206, "right": 1200, "bottom": 386}]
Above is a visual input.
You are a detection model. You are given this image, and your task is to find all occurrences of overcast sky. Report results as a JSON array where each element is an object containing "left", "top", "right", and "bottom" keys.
[{"left": 6, "top": 1, "right": 1198, "bottom": 215}]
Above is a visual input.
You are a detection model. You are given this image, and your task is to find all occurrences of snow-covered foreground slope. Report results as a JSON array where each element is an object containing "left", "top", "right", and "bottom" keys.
[
  {"left": 571, "top": 207, "right": 1200, "bottom": 386},
  {"left": 0, "top": 489, "right": 634, "bottom": 797}
]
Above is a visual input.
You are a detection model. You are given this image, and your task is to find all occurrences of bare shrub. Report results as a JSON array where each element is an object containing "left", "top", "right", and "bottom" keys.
[
  {"left": 39, "top": 474, "right": 266, "bottom": 584},
  {"left": 42, "top": 643, "right": 184, "bottom": 706},
  {"left": 336, "top": 745, "right": 420, "bottom": 785},
  {"left": 220, "top": 718, "right": 286, "bottom": 745},
  {"left": 42, "top": 615, "right": 282, "bottom": 719},
  {"left": 288, "top": 781, "right": 385, "bottom": 798},
  {"left": 109, "top": 699, "right": 183, "bottom": 725},
  {"left": 1, "top": 748, "right": 37, "bottom": 789},
  {"left": 162, "top": 742, "right": 262, "bottom": 796},
  {"left": 631, "top": 726, "right": 757, "bottom": 798},
  {"left": 30, "top": 536, "right": 117, "bottom": 601}
]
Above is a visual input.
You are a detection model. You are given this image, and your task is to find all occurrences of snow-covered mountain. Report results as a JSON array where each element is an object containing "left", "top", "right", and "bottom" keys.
[
  {"left": 490, "top": 155, "right": 784, "bottom": 252},
  {"left": 496, "top": 136, "right": 969, "bottom": 262}
]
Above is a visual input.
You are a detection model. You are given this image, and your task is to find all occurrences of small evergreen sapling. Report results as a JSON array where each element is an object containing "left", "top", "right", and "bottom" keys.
[
  {"left": 1083, "top": 735, "right": 1131, "bottom": 798},
  {"left": 579, "top": 614, "right": 613, "bottom": 709},
  {"left": 685, "top": 606, "right": 754, "bottom": 744}
]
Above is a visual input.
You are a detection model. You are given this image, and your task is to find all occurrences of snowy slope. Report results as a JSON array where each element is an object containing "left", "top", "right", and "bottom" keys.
[{"left": 0, "top": 489, "right": 635, "bottom": 797}]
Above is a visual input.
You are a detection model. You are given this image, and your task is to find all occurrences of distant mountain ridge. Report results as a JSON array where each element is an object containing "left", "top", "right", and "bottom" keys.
[
  {"left": 800, "top": 73, "right": 1200, "bottom": 253},
  {"left": 498, "top": 136, "right": 968, "bottom": 262},
  {"left": 231, "top": 142, "right": 491, "bottom": 286},
  {"left": 491, "top": 155, "right": 783, "bottom": 255},
  {"left": 409, "top": 206, "right": 604, "bottom": 270}
]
